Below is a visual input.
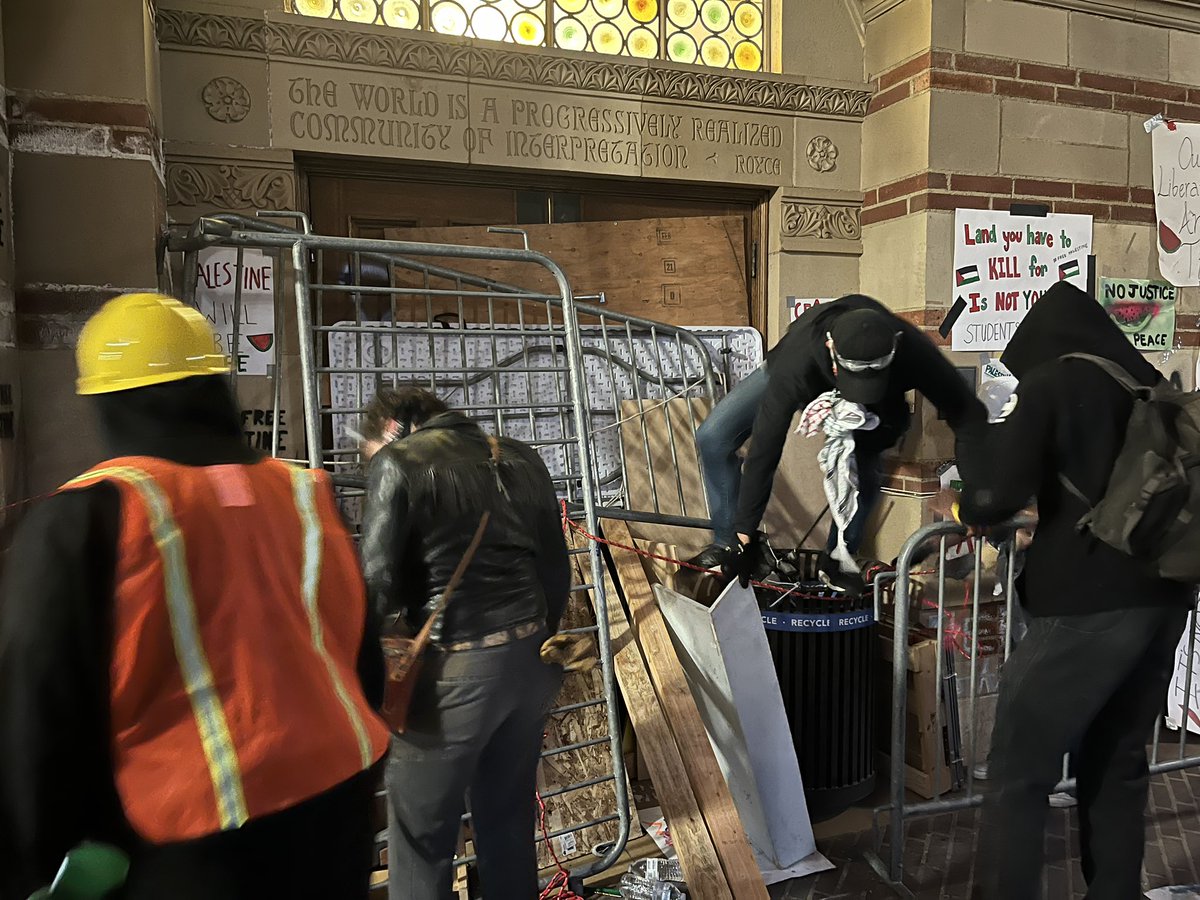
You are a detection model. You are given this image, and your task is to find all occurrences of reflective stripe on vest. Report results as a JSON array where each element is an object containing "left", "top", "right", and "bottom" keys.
[
  {"left": 289, "top": 467, "right": 375, "bottom": 768},
  {"left": 67, "top": 465, "right": 250, "bottom": 830}
]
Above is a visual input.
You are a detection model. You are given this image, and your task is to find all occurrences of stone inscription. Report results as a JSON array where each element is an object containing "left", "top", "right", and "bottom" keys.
[{"left": 269, "top": 62, "right": 794, "bottom": 186}]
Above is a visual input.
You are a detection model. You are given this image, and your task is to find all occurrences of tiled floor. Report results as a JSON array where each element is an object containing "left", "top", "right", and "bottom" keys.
[{"left": 767, "top": 768, "right": 1200, "bottom": 899}]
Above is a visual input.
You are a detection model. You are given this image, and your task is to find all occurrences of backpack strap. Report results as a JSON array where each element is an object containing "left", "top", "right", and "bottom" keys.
[
  {"left": 1058, "top": 352, "right": 1146, "bottom": 395},
  {"left": 1058, "top": 473, "right": 1093, "bottom": 509}
]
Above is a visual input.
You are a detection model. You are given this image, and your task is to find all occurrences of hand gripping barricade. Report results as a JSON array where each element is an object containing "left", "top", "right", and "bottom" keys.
[
  {"left": 162, "top": 212, "right": 746, "bottom": 885},
  {"left": 863, "top": 519, "right": 1200, "bottom": 897}
]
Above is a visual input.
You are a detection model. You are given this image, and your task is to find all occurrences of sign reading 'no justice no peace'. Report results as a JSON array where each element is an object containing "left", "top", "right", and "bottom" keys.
[{"left": 950, "top": 210, "right": 1093, "bottom": 352}]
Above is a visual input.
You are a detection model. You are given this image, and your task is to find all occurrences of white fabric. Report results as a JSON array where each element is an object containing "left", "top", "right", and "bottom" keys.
[{"left": 797, "top": 391, "right": 879, "bottom": 573}]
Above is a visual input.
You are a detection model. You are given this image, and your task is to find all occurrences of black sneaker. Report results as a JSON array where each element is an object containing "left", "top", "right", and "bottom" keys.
[{"left": 818, "top": 551, "right": 864, "bottom": 599}]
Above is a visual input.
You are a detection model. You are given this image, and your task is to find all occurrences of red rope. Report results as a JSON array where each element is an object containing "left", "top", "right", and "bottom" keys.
[
  {"left": 559, "top": 501, "right": 854, "bottom": 598},
  {"left": 537, "top": 789, "right": 584, "bottom": 900}
]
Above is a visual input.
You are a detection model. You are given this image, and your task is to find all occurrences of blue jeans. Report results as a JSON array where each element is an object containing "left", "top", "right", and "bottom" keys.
[{"left": 695, "top": 365, "right": 883, "bottom": 551}]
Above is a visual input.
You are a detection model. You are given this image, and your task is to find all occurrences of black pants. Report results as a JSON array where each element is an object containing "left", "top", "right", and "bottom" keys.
[
  {"left": 980, "top": 604, "right": 1190, "bottom": 899},
  {"left": 121, "top": 766, "right": 380, "bottom": 899},
  {"left": 386, "top": 632, "right": 562, "bottom": 900}
]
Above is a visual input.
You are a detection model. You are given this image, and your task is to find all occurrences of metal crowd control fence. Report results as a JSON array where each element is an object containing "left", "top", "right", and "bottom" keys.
[
  {"left": 163, "top": 212, "right": 744, "bottom": 882},
  {"left": 866, "top": 519, "right": 1200, "bottom": 896}
]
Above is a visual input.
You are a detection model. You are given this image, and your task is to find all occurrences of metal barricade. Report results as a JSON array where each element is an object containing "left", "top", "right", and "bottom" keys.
[
  {"left": 866, "top": 519, "right": 1200, "bottom": 896},
  {"left": 162, "top": 212, "right": 749, "bottom": 882}
]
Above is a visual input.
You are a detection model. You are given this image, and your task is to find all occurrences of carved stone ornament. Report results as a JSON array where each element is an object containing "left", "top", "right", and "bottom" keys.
[
  {"left": 806, "top": 136, "right": 839, "bottom": 173},
  {"left": 781, "top": 202, "right": 861, "bottom": 241},
  {"left": 157, "top": 10, "right": 873, "bottom": 119},
  {"left": 166, "top": 163, "right": 294, "bottom": 210},
  {"left": 202, "top": 77, "right": 252, "bottom": 123}
]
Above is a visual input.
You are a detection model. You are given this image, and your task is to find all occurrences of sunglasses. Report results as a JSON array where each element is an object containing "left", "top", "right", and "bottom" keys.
[{"left": 828, "top": 331, "right": 902, "bottom": 373}]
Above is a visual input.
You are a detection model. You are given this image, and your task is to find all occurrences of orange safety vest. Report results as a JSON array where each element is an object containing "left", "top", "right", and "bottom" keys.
[{"left": 62, "top": 455, "right": 390, "bottom": 844}]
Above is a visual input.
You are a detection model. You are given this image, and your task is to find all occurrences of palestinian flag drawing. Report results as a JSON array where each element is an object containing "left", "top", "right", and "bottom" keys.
[
  {"left": 1059, "top": 259, "right": 1081, "bottom": 281},
  {"left": 955, "top": 265, "right": 980, "bottom": 287},
  {"left": 248, "top": 334, "right": 274, "bottom": 353}
]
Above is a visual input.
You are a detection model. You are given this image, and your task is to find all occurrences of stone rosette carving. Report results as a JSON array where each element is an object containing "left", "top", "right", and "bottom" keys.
[
  {"left": 202, "top": 77, "right": 252, "bottom": 123},
  {"left": 781, "top": 202, "right": 861, "bottom": 241},
  {"left": 166, "top": 162, "right": 294, "bottom": 210},
  {"left": 158, "top": 10, "right": 872, "bottom": 119},
  {"left": 806, "top": 136, "right": 838, "bottom": 173}
]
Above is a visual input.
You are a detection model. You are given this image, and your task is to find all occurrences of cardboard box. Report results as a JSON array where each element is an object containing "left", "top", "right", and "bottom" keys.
[{"left": 876, "top": 623, "right": 963, "bottom": 799}]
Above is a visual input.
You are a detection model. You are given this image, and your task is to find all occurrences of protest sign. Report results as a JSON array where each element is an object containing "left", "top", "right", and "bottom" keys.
[
  {"left": 1098, "top": 277, "right": 1176, "bottom": 352},
  {"left": 1152, "top": 121, "right": 1200, "bottom": 286},
  {"left": 787, "top": 296, "right": 835, "bottom": 321},
  {"left": 950, "top": 210, "right": 1093, "bottom": 352},
  {"left": 195, "top": 248, "right": 276, "bottom": 376}
]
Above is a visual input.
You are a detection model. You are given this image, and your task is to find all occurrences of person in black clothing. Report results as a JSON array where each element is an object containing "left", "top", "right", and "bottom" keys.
[
  {"left": 952, "top": 282, "right": 1193, "bottom": 899},
  {"left": 0, "top": 315, "right": 385, "bottom": 898},
  {"left": 358, "top": 387, "right": 570, "bottom": 900},
  {"left": 694, "top": 294, "right": 986, "bottom": 588}
]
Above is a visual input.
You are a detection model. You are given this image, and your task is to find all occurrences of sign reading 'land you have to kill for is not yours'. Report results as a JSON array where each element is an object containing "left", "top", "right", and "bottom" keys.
[{"left": 951, "top": 210, "right": 1093, "bottom": 352}]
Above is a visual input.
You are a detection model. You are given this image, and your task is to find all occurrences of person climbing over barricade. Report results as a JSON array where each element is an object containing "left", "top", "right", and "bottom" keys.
[{"left": 691, "top": 294, "right": 987, "bottom": 595}]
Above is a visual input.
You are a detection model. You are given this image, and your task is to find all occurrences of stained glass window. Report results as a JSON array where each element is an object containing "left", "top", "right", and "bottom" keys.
[{"left": 290, "top": 0, "right": 767, "bottom": 72}]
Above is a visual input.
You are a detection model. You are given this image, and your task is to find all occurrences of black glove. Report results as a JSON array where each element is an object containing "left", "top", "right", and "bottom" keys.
[{"left": 721, "top": 535, "right": 760, "bottom": 589}]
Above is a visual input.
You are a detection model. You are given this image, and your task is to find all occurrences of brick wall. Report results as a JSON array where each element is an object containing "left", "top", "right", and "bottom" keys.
[{"left": 862, "top": 49, "right": 1192, "bottom": 225}]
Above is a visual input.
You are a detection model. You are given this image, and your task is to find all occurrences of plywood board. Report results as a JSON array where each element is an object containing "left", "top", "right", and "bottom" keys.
[
  {"left": 570, "top": 530, "right": 733, "bottom": 899},
  {"left": 384, "top": 216, "right": 748, "bottom": 328},
  {"left": 604, "top": 518, "right": 768, "bottom": 899},
  {"left": 617, "top": 397, "right": 828, "bottom": 550},
  {"left": 535, "top": 554, "right": 635, "bottom": 870}
]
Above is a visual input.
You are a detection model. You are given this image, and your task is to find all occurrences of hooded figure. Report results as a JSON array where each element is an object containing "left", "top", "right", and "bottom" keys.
[
  {"left": 0, "top": 294, "right": 389, "bottom": 900},
  {"left": 954, "top": 282, "right": 1193, "bottom": 900}
]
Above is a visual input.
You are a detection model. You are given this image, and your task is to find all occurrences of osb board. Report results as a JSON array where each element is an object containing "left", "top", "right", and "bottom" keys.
[
  {"left": 535, "top": 553, "right": 637, "bottom": 869},
  {"left": 383, "top": 216, "right": 748, "bottom": 328},
  {"left": 617, "top": 397, "right": 828, "bottom": 550}
]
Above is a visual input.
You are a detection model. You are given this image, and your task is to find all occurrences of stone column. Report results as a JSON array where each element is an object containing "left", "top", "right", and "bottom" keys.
[{"left": 5, "top": 0, "right": 164, "bottom": 495}]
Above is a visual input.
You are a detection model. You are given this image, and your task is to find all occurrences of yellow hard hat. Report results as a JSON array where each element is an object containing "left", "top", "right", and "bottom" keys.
[{"left": 76, "top": 293, "right": 231, "bottom": 395}]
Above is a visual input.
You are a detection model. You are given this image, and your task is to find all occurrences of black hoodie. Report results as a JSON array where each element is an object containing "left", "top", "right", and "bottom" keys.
[
  {"left": 733, "top": 294, "right": 986, "bottom": 537},
  {"left": 956, "top": 282, "right": 1193, "bottom": 616},
  {"left": 0, "top": 376, "right": 384, "bottom": 898}
]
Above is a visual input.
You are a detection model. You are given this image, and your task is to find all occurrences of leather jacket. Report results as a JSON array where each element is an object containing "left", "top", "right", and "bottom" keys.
[{"left": 359, "top": 412, "right": 571, "bottom": 644}]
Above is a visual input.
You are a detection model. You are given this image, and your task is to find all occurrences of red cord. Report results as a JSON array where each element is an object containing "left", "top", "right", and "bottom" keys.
[
  {"left": 537, "top": 789, "right": 584, "bottom": 900},
  {"left": 560, "top": 500, "right": 868, "bottom": 599}
]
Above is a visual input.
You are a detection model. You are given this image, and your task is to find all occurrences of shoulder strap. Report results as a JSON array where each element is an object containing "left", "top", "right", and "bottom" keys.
[
  {"left": 1058, "top": 473, "right": 1093, "bottom": 508},
  {"left": 1058, "top": 353, "right": 1144, "bottom": 395}
]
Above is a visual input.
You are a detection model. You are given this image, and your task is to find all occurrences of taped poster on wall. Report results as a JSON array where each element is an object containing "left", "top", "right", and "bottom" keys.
[
  {"left": 787, "top": 296, "right": 835, "bottom": 321},
  {"left": 1152, "top": 120, "right": 1200, "bottom": 286},
  {"left": 950, "top": 210, "right": 1093, "bottom": 352},
  {"left": 1097, "top": 277, "right": 1176, "bottom": 352},
  {"left": 195, "top": 248, "right": 276, "bottom": 376},
  {"left": 1166, "top": 613, "right": 1200, "bottom": 735}
]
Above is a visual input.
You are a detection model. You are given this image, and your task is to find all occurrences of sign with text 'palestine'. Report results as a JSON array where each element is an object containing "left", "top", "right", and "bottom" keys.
[
  {"left": 950, "top": 210, "right": 1093, "bottom": 352},
  {"left": 195, "top": 248, "right": 276, "bottom": 377},
  {"left": 1098, "top": 277, "right": 1177, "bottom": 352}
]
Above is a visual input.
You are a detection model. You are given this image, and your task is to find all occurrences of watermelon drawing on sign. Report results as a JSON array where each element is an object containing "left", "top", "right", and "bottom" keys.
[
  {"left": 1106, "top": 301, "right": 1161, "bottom": 334},
  {"left": 248, "top": 334, "right": 273, "bottom": 353},
  {"left": 1160, "top": 221, "right": 1182, "bottom": 254}
]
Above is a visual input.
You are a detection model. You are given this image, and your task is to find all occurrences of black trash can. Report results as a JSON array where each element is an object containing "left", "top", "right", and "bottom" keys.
[{"left": 760, "top": 558, "right": 876, "bottom": 822}]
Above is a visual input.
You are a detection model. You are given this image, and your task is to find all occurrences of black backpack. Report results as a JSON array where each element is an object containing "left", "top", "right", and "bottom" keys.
[{"left": 1058, "top": 353, "right": 1200, "bottom": 583}]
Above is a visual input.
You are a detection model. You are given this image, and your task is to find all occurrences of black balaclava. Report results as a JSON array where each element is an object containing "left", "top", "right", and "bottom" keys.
[{"left": 92, "top": 375, "right": 258, "bottom": 466}]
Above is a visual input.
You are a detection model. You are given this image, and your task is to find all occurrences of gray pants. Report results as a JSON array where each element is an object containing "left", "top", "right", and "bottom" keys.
[{"left": 386, "top": 631, "right": 563, "bottom": 900}]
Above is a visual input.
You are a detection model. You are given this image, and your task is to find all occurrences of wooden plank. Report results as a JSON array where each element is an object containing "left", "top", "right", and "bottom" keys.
[
  {"left": 384, "top": 216, "right": 748, "bottom": 328},
  {"left": 602, "top": 518, "right": 768, "bottom": 899},
  {"left": 568, "top": 531, "right": 733, "bottom": 900}
]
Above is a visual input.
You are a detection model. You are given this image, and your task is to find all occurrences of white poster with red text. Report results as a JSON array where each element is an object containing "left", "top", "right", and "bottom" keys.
[{"left": 950, "top": 210, "right": 1093, "bottom": 352}]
